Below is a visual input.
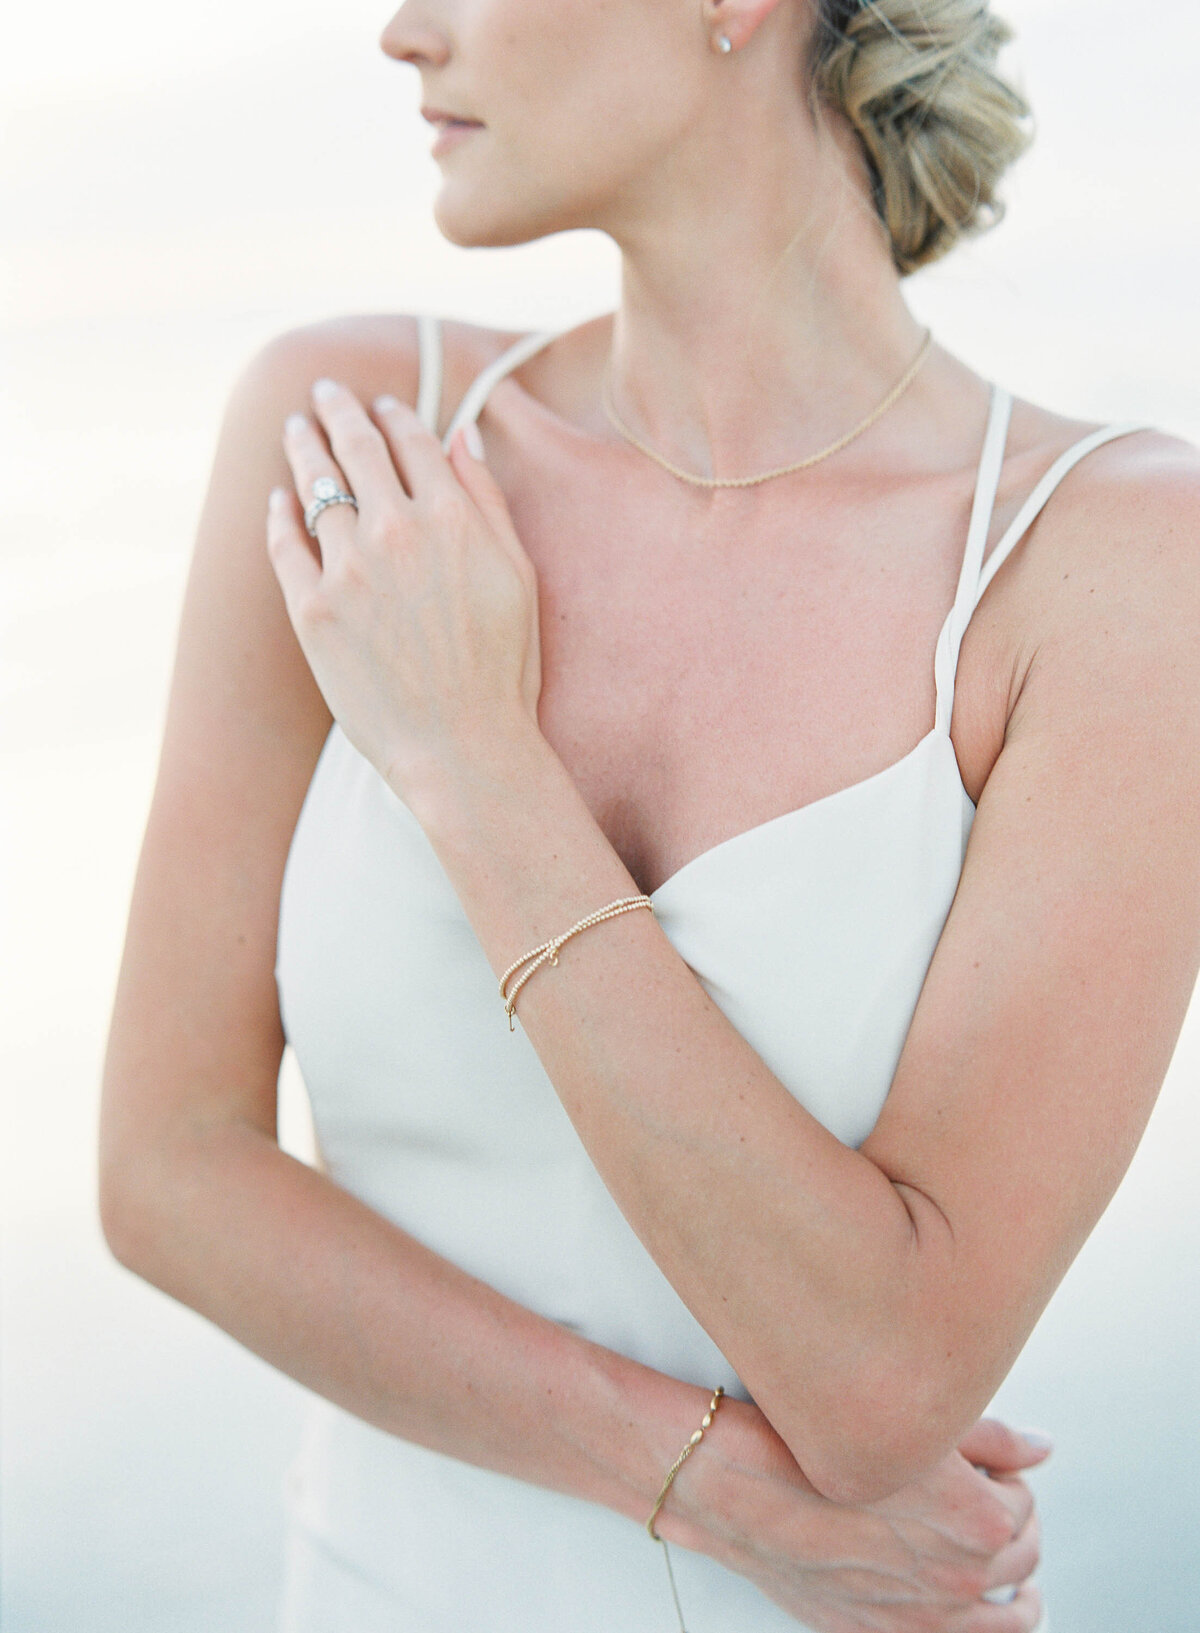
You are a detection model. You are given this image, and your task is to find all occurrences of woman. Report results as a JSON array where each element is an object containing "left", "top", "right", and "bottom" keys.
[{"left": 99, "top": 0, "right": 1200, "bottom": 1629}]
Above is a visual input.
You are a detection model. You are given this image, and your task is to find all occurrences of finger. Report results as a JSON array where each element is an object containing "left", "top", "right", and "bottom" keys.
[
  {"left": 956, "top": 1582, "right": 1044, "bottom": 1631},
  {"left": 983, "top": 1508, "right": 1041, "bottom": 1592},
  {"left": 976, "top": 1470, "right": 1035, "bottom": 1540},
  {"left": 445, "top": 424, "right": 538, "bottom": 589},
  {"left": 447, "top": 422, "right": 519, "bottom": 530},
  {"left": 266, "top": 486, "right": 321, "bottom": 615},
  {"left": 282, "top": 411, "right": 357, "bottom": 565},
  {"left": 959, "top": 1418, "right": 1053, "bottom": 1473},
  {"left": 310, "top": 379, "right": 409, "bottom": 510},
  {"left": 372, "top": 395, "right": 459, "bottom": 500}
]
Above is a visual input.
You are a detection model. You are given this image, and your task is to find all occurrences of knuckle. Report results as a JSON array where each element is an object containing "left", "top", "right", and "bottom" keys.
[
  {"left": 969, "top": 1498, "right": 1019, "bottom": 1555},
  {"left": 341, "top": 421, "right": 382, "bottom": 457},
  {"left": 949, "top": 1560, "right": 992, "bottom": 1600},
  {"left": 1008, "top": 1484, "right": 1035, "bottom": 1534},
  {"left": 363, "top": 513, "right": 405, "bottom": 553},
  {"left": 326, "top": 553, "right": 365, "bottom": 591},
  {"left": 294, "top": 588, "right": 330, "bottom": 628},
  {"left": 1013, "top": 1512, "right": 1042, "bottom": 1574},
  {"left": 426, "top": 488, "right": 465, "bottom": 529},
  {"left": 395, "top": 408, "right": 435, "bottom": 441}
]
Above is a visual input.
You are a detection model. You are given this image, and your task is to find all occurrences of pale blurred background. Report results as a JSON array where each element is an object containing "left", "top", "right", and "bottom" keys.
[{"left": 2, "top": 0, "right": 1198, "bottom": 1628}]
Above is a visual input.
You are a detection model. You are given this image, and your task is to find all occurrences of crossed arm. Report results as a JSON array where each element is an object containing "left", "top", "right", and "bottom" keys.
[
  {"left": 101, "top": 321, "right": 1199, "bottom": 1566},
  {"left": 257, "top": 342, "right": 1200, "bottom": 1503}
]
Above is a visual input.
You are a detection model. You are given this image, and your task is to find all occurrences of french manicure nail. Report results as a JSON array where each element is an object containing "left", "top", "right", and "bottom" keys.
[
  {"left": 312, "top": 378, "right": 339, "bottom": 402},
  {"left": 374, "top": 394, "right": 401, "bottom": 413},
  {"left": 463, "top": 421, "right": 485, "bottom": 459},
  {"left": 284, "top": 413, "right": 308, "bottom": 437},
  {"left": 268, "top": 487, "right": 286, "bottom": 510},
  {"left": 1020, "top": 1430, "right": 1054, "bottom": 1452}
]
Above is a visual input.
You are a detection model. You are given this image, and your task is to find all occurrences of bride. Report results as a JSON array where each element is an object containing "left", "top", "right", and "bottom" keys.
[{"left": 100, "top": 1, "right": 1200, "bottom": 1628}]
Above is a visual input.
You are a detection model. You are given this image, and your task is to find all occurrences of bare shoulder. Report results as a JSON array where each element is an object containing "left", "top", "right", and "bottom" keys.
[
  {"left": 238, "top": 310, "right": 525, "bottom": 437},
  {"left": 993, "top": 399, "right": 1199, "bottom": 587},
  {"left": 1006, "top": 413, "right": 1199, "bottom": 637},
  {"left": 170, "top": 308, "right": 525, "bottom": 771},
  {"left": 973, "top": 399, "right": 1200, "bottom": 716},
  {"left": 988, "top": 413, "right": 1200, "bottom": 817}
]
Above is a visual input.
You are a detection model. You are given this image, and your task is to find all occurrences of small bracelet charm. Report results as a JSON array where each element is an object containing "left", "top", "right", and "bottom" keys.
[{"left": 498, "top": 895, "right": 655, "bottom": 1031}]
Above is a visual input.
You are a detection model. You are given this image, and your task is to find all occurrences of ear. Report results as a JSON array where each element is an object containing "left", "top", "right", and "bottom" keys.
[{"left": 704, "top": 0, "right": 794, "bottom": 54}]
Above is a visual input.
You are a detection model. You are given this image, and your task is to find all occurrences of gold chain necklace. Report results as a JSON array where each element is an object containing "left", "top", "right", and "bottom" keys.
[{"left": 599, "top": 328, "right": 933, "bottom": 489}]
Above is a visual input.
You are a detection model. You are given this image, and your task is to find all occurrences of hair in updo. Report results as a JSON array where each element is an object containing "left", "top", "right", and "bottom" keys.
[{"left": 810, "top": 0, "right": 1032, "bottom": 275}]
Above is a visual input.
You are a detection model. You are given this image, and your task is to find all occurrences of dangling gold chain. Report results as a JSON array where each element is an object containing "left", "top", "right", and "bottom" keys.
[{"left": 600, "top": 329, "right": 933, "bottom": 489}]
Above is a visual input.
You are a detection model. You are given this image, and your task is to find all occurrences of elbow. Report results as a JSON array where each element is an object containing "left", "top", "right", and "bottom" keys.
[
  {"left": 97, "top": 1101, "right": 187, "bottom": 1279},
  {"left": 97, "top": 1143, "right": 155, "bottom": 1274},
  {"left": 773, "top": 1359, "right": 962, "bottom": 1507},
  {"left": 802, "top": 1442, "right": 940, "bottom": 1508}
]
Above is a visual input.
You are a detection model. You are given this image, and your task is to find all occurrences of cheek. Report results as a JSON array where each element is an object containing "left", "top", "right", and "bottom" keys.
[{"left": 476, "top": 0, "right": 695, "bottom": 197}]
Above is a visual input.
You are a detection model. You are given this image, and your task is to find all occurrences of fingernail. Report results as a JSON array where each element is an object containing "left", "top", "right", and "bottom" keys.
[
  {"left": 463, "top": 420, "right": 485, "bottom": 459},
  {"left": 1020, "top": 1430, "right": 1054, "bottom": 1452},
  {"left": 268, "top": 487, "right": 287, "bottom": 510},
  {"left": 983, "top": 1586, "right": 1020, "bottom": 1605},
  {"left": 284, "top": 412, "right": 308, "bottom": 438},
  {"left": 312, "top": 378, "right": 339, "bottom": 403},
  {"left": 374, "top": 393, "right": 401, "bottom": 413}
]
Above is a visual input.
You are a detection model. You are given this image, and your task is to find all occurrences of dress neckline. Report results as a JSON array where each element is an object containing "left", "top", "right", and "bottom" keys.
[
  {"left": 427, "top": 332, "right": 1016, "bottom": 903},
  {"left": 646, "top": 724, "right": 962, "bottom": 902}
]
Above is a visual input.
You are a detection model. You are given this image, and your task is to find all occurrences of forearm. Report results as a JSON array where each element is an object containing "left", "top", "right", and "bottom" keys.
[
  {"left": 101, "top": 1115, "right": 728, "bottom": 1523},
  {"left": 102, "top": 1116, "right": 1047, "bottom": 1632},
  {"left": 407, "top": 721, "right": 952, "bottom": 1499}
]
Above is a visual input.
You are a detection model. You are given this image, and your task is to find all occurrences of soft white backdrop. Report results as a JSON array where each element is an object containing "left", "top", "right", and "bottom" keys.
[{"left": 2, "top": 2, "right": 1198, "bottom": 1628}]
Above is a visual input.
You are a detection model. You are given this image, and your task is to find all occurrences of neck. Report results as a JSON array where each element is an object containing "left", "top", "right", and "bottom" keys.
[{"left": 597, "top": 97, "right": 929, "bottom": 481}]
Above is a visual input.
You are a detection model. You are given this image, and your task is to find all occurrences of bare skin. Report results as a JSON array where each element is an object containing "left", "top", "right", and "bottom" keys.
[
  {"left": 100, "top": 311, "right": 1048, "bottom": 1630},
  {"left": 100, "top": 0, "right": 1200, "bottom": 1626}
]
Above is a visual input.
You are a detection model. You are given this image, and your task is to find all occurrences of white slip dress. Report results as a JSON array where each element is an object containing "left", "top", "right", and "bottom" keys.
[{"left": 274, "top": 315, "right": 1146, "bottom": 1631}]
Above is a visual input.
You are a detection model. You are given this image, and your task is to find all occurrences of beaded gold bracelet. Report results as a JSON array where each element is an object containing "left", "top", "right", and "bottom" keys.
[
  {"left": 646, "top": 1387, "right": 725, "bottom": 1633},
  {"left": 498, "top": 894, "right": 655, "bottom": 1031}
]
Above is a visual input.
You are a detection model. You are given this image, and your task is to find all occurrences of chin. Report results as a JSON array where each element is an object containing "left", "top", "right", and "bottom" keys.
[{"left": 432, "top": 178, "right": 583, "bottom": 250}]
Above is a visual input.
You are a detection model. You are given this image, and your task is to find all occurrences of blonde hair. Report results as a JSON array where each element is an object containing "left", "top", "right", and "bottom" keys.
[{"left": 811, "top": 0, "right": 1032, "bottom": 275}]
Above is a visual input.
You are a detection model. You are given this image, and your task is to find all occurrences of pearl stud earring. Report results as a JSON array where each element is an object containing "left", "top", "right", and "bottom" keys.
[{"left": 716, "top": 32, "right": 733, "bottom": 52}]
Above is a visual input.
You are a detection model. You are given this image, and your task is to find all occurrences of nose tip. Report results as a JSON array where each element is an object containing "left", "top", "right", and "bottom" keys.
[{"left": 379, "top": 7, "right": 450, "bottom": 67}]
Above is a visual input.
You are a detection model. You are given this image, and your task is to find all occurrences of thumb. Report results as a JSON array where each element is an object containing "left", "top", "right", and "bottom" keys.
[{"left": 957, "top": 1417, "right": 1054, "bottom": 1474}]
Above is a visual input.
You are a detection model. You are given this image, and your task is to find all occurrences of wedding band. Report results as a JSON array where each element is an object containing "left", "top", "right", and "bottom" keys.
[
  {"left": 982, "top": 1584, "right": 1020, "bottom": 1604},
  {"left": 304, "top": 475, "right": 358, "bottom": 537}
]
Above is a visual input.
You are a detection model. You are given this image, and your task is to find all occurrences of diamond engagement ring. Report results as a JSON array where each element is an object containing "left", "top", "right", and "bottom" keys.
[{"left": 304, "top": 475, "right": 358, "bottom": 537}]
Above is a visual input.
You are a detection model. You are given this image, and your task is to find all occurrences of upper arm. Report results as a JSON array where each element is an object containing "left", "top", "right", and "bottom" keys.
[
  {"left": 99, "top": 315, "right": 424, "bottom": 1246},
  {"left": 861, "top": 432, "right": 1200, "bottom": 1439}
]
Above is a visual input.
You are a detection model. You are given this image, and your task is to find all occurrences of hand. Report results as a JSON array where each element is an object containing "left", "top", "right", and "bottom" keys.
[
  {"left": 267, "top": 381, "right": 543, "bottom": 798},
  {"left": 669, "top": 1402, "right": 1046, "bottom": 1632}
]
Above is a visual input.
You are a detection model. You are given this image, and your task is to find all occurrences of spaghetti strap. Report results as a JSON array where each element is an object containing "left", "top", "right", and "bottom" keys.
[
  {"left": 972, "top": 420, "right": 1153, "bottom": 606},
  {"left": 934, "top": 406, "right": 1153, "bottom": 733},
  {"left": 442, "top": 327, "right": 562, "bottom": 452},
  {"left": 933, "top": 385, "right": 1013, "bottom": 734},
  {"left": 415, "top": 314, "right": 444, "bottom": 434}
]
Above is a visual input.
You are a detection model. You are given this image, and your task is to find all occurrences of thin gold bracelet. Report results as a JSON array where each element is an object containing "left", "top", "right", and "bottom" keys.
[
  {"left": 498, "top": 895, "right": 655, "bottom": 1031},
  {"left": 646, "top": 1387, "right": 725, "bottom": 1633}
]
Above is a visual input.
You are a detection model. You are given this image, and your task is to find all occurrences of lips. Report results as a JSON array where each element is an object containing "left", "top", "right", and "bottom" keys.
[{"left": 421, "top": 106, "right": 484, "bottom": 129}]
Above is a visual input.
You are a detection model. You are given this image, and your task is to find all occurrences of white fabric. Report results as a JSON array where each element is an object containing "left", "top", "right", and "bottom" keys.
[
  {"left": 415, "top": 312, "right": 444, "bottom": 435},
  {"left": 274, "top": 319, "right": 1135, "bottom": 1629}
]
